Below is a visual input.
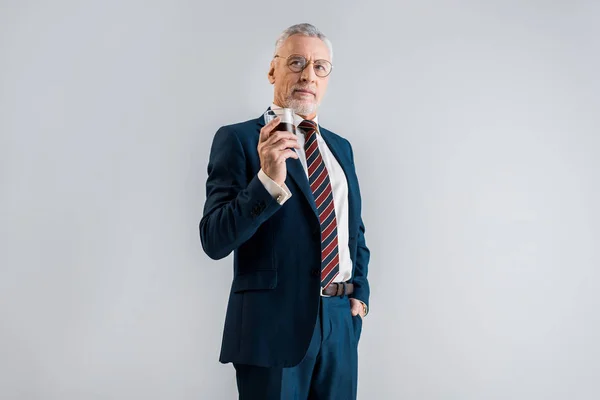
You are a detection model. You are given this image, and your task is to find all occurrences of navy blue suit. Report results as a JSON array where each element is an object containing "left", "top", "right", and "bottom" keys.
[{"left": 199, "top": 111, "right": 370, "bottom": 395}]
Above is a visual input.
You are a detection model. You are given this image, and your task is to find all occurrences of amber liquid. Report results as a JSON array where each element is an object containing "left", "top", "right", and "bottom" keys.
[{"left": 274, "top": 122, "right": 296, "bottom": 134}]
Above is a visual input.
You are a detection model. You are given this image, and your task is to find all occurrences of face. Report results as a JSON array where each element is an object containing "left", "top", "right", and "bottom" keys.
[{"left": 268, "top": 35, "right": 331, "bottom": 119}]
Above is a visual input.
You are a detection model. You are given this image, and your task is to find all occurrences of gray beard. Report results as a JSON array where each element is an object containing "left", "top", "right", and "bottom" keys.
[{"left": 285, "top": 97, "right": 318, "bottom": 117}]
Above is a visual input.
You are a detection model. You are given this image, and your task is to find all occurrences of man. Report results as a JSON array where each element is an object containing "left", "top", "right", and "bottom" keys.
[{"left": 200, "top": 23, "right": 371, "bottom": 399}]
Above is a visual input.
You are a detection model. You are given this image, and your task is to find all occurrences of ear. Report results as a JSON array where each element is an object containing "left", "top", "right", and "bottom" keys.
[{"left": 267, "top": 60, "right": 276, "bottom": 84}]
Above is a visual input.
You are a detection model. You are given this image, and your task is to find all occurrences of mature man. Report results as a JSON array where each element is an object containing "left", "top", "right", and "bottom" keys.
[{"left": 200, "top": 23, "right": 371, "bottom": 399}]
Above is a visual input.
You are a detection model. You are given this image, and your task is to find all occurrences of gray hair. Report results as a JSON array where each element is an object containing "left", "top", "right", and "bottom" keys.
[{"left": 274, "top": 23, "right": 333, "bottom": 61}]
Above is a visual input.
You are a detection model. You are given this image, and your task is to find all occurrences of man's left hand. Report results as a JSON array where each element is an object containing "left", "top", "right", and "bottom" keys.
[{"left": 350, "top": 298, "right": 366, "bottom": 319}]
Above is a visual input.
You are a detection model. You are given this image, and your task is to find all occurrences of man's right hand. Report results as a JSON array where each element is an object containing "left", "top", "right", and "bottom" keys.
[{"left": 257, "top": 117, "right": 300, "bottom": 186}]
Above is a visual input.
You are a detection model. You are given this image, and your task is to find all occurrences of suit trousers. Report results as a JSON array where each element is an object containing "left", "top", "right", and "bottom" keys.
[{"left": 233, "top": 294, "right": 363, "bottom": 399}]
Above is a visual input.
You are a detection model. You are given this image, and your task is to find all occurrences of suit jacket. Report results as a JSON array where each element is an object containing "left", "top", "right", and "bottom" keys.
[{"left": 199, "top": 111, "right": 370, "bottom": 368}]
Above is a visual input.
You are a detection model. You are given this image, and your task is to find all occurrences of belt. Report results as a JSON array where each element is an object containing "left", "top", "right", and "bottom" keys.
[{"left": 320, "top": 282, "right": 354, "bottom": 297}]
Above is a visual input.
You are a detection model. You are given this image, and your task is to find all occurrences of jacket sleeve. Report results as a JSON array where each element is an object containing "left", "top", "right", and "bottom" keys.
[
  {"left": 348, "top": 141, "right": 371, "bottom": 311},
  {"left": 199, "top": 125, "right": 281, "bottom": 260}
]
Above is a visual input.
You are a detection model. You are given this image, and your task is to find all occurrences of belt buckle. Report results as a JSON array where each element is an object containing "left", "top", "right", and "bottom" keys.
[{"left": 320, "top": 282, "right": 342, "bottom": 297}]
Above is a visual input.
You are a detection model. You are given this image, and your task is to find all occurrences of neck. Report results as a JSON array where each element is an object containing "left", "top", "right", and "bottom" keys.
[{"left": 298, "top": 112, "right": 317, "bottom": 120}]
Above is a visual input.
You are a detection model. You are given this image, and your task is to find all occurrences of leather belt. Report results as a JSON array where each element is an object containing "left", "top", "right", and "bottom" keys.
[{"left": 321, "top": 282, "right": 354, "bottom": 297}]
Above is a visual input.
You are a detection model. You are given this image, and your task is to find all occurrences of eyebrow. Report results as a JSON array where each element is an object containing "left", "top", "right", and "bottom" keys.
[{"left": 289, "top": 53, "right": 331, "bottom": 61}]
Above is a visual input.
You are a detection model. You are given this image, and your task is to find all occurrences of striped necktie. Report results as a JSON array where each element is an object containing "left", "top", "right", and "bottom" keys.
[{"left": 298, "top": 119, "right": 339, "bottom": 289}]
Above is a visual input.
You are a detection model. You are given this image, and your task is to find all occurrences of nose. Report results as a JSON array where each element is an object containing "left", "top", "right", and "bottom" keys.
[{"left": 300, "top": 61, "right": 317, "bottom": 83}]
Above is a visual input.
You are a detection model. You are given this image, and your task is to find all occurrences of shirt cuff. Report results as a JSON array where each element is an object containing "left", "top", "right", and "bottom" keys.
[{"left": 257, "top": 169, "right": 292, "bottom": 205}]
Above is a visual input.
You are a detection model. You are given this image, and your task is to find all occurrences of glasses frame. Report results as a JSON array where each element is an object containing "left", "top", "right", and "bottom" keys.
[{"left": 273, "top": 54, "right": 333, "bottom": 78}]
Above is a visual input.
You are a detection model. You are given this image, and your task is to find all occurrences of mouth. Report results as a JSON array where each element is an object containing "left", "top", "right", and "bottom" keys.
[{"left": 293, "top": 89, "right": 316, "bottom": 97}]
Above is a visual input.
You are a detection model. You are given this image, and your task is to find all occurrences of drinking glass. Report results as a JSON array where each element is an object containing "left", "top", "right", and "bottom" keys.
[{"left": 263, "top": 108, "right": 296, "bottom": 134}]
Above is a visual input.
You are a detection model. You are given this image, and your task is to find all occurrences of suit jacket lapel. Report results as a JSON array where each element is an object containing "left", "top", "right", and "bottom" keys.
[{"left": 286, "top": 157, "right": 319, "bottom": 218}]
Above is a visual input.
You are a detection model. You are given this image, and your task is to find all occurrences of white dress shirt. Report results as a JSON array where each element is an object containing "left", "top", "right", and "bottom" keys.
[{"left": 257, "top": 104, "right": 352, "bottom": 283}]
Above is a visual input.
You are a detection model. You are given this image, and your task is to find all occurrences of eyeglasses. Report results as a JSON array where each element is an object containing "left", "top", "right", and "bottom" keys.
[{"left": 274, "top": 54, "right": 333, "bottom": 77}]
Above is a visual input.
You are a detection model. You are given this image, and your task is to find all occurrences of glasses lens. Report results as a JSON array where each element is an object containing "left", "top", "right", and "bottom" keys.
[
  {"left": 314, "top": 60, "right": 332, "bottom": 77},
  {"left": 287, "top": 56, "right": 306, "bottom": 72}
]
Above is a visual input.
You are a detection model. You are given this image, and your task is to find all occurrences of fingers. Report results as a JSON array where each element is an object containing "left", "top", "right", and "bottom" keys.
[
  {"left": 259, "top": 117, "right": 281, "bottom": 143},
  {"left": 284, "top": 149, "right": 299, "bottom": 160},
  {"left": 276, "top": 149, "right": 298, "bottom": 162},
  {"left": 274, "top": 139, "right": 301, "bottom": 151},
  {"left": 259, "top": 142, "right": 298, "bottom": 164},
  {"left": 349, "top": 299, "right": 363, "bottom": 317},
  {"left": 264, "top": 131, "right": 297, "bottom": 147},
  {"left": 258, "top": 122, "right": 299, "bottom": 172},
  {"left": 262, "top": 149, "right": 297, "bottom": 169}
]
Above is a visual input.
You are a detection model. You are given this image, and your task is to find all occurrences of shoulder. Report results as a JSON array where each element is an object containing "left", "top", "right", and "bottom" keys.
[
  {"left": 221, "top": 117, "right": 261, "bottom": 133},
  {"left": 217, "top": 117, "right": 261, "bottom": 136},
  {"left": 212, "top": 117, "right": 262, "bottom": 146}
]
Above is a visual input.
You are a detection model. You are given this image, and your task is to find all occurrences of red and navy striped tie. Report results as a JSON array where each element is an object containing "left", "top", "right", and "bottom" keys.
[{"left": 299, "top": 119, "right": 339, "bottom": 289}]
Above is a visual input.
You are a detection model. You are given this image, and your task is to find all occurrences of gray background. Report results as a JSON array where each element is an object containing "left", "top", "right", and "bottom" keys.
[{"left": 1, "top": 0, "right": 599, "bottom": 399}]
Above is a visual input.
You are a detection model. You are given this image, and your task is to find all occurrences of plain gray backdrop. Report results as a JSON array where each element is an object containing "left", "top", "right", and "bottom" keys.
[{"left": 1, "top": 0, "right": 599, "bottom": 399}]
